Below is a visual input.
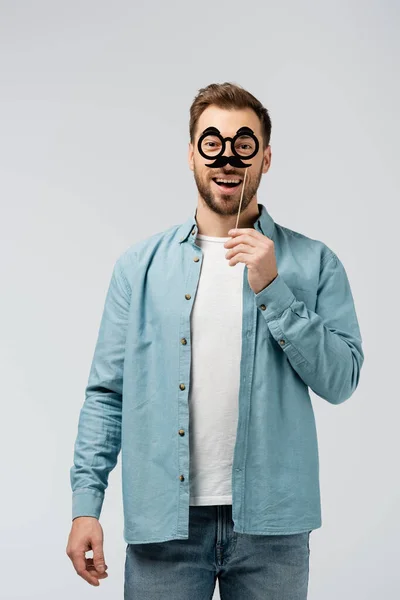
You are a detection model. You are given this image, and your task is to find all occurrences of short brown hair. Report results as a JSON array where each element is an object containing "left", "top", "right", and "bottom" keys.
[{"left": 189, "top": 82, "right": 272, "bottom": 150}]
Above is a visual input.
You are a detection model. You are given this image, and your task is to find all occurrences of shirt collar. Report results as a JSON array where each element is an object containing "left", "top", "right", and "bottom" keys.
[{"left": 178, "top": 202, "right": 275, "bottom": 244}]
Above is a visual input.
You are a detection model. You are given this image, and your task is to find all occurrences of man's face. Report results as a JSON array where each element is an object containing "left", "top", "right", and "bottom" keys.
[{"left": 188, "top": 105, "right": 271, "bottom": 217}]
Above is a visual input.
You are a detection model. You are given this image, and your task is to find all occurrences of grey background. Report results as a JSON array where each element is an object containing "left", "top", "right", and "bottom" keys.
[{"left": 1, "top": 1, "right": 399, "bottom": 598}]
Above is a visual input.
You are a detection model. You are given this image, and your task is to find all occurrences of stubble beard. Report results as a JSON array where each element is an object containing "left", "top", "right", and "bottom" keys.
[{"left": 193, "top": 165, "right": 263, "bottom": 217}]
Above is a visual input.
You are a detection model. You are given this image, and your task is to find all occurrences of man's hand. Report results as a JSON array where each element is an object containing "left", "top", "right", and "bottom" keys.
[
  {"left": 224, "top": 228, "right": 278, "bottom": 294},
  {"left": 66, "top": 516, "right": 109, "bottom": 587}
]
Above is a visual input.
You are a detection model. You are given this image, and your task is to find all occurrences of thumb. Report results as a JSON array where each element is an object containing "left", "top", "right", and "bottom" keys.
[{"left": 92, "top": 539, "right": 106, "bottom": 573}]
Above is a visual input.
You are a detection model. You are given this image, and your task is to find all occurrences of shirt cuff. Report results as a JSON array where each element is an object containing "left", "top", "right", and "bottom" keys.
[
  {"left": 254, "top": 274, "right": 296, "bottom": 322},
  {"left": 72, "top": 489, "right": 104, "bottom": 521}
]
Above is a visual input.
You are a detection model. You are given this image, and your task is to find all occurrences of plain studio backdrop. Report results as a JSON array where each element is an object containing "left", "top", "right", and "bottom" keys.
[{"left": 1, "top": 1, "right": 398, "bottom": 599}]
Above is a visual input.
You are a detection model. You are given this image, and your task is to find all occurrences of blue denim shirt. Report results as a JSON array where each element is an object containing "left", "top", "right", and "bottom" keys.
[{"left": 70, "top": 203, "right": 364, "bottom": 543}]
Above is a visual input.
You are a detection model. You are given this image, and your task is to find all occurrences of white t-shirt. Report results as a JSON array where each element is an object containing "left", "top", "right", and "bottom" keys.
[{"left": 189, "top": 233, "right": 245, "bottom": 506}]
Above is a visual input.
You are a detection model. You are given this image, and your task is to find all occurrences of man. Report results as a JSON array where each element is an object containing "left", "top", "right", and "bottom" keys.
[{"left": 66, "top": 82, "right": 364, "bottom": 599}]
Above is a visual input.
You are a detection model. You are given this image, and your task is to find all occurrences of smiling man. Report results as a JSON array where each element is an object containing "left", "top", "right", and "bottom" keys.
[{"left": 67, "top": 82, "right": 364, "bottom": 600}]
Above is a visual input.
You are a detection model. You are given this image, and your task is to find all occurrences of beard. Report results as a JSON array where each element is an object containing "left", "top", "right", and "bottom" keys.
[{"left": 193, "top": 162, "right": 263, "bottom": 217}]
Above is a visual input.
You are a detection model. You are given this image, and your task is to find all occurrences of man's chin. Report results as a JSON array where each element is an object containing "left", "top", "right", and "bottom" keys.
[
  {"left": 199, "top": 188, "right": 246, "bottom": 214},
  {"left": 211, "top": 198, "right": 242, "bottom": 216}
]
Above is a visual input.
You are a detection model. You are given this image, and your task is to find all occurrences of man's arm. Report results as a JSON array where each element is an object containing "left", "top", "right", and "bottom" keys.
[
  {"left": 254, "top": 251, "right": 364, "bottom": 404},
  {"left": 70, "top": 257, "right": 130, "bottom": 520}
]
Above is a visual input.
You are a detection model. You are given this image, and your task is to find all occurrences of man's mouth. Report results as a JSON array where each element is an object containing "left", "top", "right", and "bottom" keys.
[{"left": 211, "top": 177, "right": 242, "bottom": 192}]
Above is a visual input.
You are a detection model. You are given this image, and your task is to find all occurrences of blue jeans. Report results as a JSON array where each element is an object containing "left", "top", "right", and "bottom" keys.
[{"left": 124, "top": 504, "right": 311, "bottom": 599}]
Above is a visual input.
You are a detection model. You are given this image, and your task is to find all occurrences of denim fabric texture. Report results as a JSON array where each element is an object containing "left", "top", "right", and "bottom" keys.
[{"left": 70, "top": 202, "right": 364, "bottom": 543}]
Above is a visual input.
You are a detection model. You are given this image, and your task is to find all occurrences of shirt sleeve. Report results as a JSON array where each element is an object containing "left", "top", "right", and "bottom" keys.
[
  {"left": 70, "top": 257, "right": 131, "bottom": 520},
  {"left": 254, "top": 251, "right": 364, "bottom": 404}
]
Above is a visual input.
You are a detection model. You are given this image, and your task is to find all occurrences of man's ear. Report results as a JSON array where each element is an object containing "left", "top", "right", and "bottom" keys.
[
  {"left": 188, "top": 141, "right": 194, "bottom": 171},
  {"left": 262, "top": 145, "right": 271, "bottom": 174}
]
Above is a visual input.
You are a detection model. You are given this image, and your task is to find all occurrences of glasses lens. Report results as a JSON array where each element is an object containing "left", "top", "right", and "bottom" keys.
[
  {"left": 234, "top": 135, "right": 257, "bottom": 157},
  {"left": 200, "top": 135, "right": 222, "bottom": 157}
]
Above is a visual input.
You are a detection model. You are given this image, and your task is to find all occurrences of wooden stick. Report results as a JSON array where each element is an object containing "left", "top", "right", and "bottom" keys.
[{"left": 234, "top": 168, "right": 248, "bottom": 230}]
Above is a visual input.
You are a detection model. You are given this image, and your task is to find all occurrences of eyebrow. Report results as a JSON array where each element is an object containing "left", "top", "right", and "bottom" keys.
[{"left": 201, "top": 126, "right": 255, "bottom": 137}]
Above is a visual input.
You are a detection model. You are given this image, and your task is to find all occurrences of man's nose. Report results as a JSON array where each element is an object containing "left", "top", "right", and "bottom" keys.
[{"left": 222, "top": 139, "right": 235, "bottom": 156}]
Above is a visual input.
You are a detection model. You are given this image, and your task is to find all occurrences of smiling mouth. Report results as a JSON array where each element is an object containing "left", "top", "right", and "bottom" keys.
[{"left": 211, "top": 178, "right": 242, "bottom": 190}]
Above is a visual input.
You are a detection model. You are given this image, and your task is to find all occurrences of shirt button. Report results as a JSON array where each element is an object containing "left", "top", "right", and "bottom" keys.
[
  {"left": 178, "top": 429, "right": 185, "bottom": 436},
  {"left": 179, "top": 474, "right": 185, "bottom": 481},
  {"left": 260, "top": 304, "right": 267, "bottom": 310},
  {"left": 191, "top": 230, "right": 196, "bottom": 235},
  {"left": 181, "top": 338, "right": 187, "bottom": 345},
  {"left": 279, "top": 339, "right": 286, "bottom": 345},
  {"left": 185, "top": 294, "right": 191, "bottom": 300},
  {"left": 193, "top": 256, "right": 199, "bottom": 262},
  {"left": 179, "top": 383, "right": 186, "bottom": 390}
]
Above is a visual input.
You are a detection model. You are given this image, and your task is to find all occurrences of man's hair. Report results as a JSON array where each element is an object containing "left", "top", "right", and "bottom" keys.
[{"left": 189, "top": 82, "right": 272, "bottom": 150}]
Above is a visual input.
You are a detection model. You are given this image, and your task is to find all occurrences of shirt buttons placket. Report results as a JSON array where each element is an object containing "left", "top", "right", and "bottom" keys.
[
  {"left": 179, "top": 331, "right": 187, "bottom": 482},
  {"left": 178, "top": 234, "right": 199, "bottom": 486},
  {"left": 179, "top": 237, "right": 195, "bottom": 484}
]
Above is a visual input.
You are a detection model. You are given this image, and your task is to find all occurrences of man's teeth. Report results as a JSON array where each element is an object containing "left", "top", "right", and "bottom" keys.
[{"left": 214, "top": 178, "right": 241, "bottom": 183}]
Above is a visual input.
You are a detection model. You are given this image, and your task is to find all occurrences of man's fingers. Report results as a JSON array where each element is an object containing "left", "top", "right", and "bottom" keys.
[
  {"left": 87, "top": 557, "right": 109, "bottom": 578},
  {"left": 71, "top": 552, "right": 100, "bottom": 586},
  {"left": 92, "top": 540, "right": 107, "bottom": 574}
]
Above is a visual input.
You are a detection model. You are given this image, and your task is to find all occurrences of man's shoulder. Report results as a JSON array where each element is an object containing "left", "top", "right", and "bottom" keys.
[
  {"left": 274, "top": 221, "right": 337, "bottom": 266},
  {"left": 115, "top": 221, "right": 183, "bottom": 271}
]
